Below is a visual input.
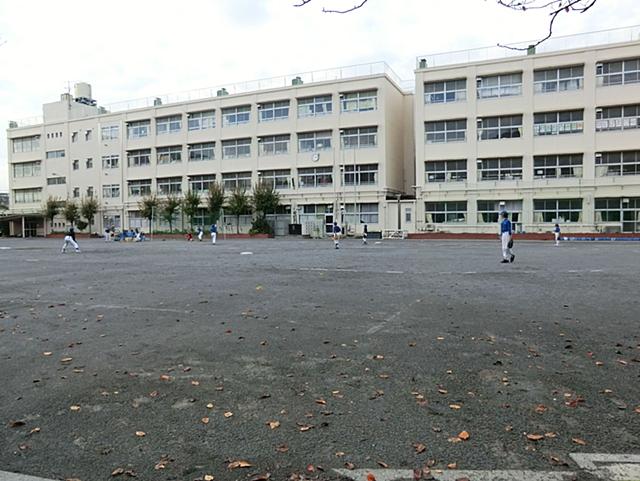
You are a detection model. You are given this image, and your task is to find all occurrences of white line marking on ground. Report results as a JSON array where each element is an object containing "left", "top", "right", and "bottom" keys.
[
  {"left": 309, "top": 267, "right": 328, "bottom": 271},
  {"left": 570, "top": 453, "right": 640, "bottom": 480},
  {"left": 73, "top": 302, "right": 190, "bottom": 314},
  {"left": 0, "top": 247, "right": 11, "bottom": 250},
  {"left": 334, "top": 469, "right": 576, "bottom": 481},
  {"left": 463, "top": 271, "right": 477, "bottom": 274},
  {"left": 367, "top": 298, "right": 423, "bottom": 335},
  {"left": 240, "top": 251, "right": 253, "bottom": 255},
  {"left": 0, "top": 471, "right": 56, "bottom": 481},
  {"left": 590, "top": 269, "right": 603, "bottom": 273},
  {"left": 385, "top": 270, "right": 404, "bottom": 274}
]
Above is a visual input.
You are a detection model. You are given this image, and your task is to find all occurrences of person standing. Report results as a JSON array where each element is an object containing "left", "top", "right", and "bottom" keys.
[
  {"left": 554, "top": 223, "right": 561, "bottom": 247},
  {"left": 61, "top": 226, "right": 80, "bottom": 254},
  {"left": 210, "top": 223, "right": 218, "bottom": 244},
  {"left": 362, "top": 223, "right": 368, "bottom": 245},
  {"left": 332, "top": 221, "right": 341, "bottom": 249},
  {"left": 500, "top": 211, "right": 514, "bottom": 264},
  {"left": 104, "top": 226, "right": 110, "bottom": 242},
  {"left": 197, "top": 226, "right": 203, "bottom": 242}
]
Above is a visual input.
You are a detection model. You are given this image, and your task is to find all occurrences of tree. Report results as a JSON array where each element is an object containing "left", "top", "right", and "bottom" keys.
[
  {"left": 139, "top": 194, "right": 159, "bottom": 233},
  {"left": 226, "top": 186, "right": 251, "bottom": 234},
  {"left": 63, "top": 200, "right": 79, "bottom": 227},
  {"left": 182, "top": 190, "right": 201, "bottom": 230},
  {"left": 206, "top": 182, "right": 225, "bottom": 225},
  {"left": 250, "top": 180, "right": 280, "bottom": 235},
  {"left": 161, "top": 194, "right": 181, "bottom": 233},
  {"left": 80, "top": 196, "right": 100, "bottom": 234},
  {"left": 43, "top": 196, "right": 61, "bottom": 233}
]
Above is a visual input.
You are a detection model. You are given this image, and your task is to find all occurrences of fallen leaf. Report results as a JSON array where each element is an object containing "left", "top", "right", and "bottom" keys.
[
  {"left": 298, "top": 424, "right": 313, "bottom": 432},
  {"left": 315, "top": 398, "right": 327, "bottom": 405},
  {"left": 267, "top": 420, "right": 280, "bottom": 430},
  {"left": 408, "top": 342, "right": 417, "bottom": 347},
  {"left": 154, "top": 457, "right": 171, "bottom": 470},
  {"left": 373, "top": 355, "right": 384, "bottom": 360},
  {"left": 228, "top": 460, "right": 252, "bottom": 469},
  {"left": 436, "top": 336, "right": 445, "bottom": 340},
  {"left": 223, "top": 411, "right": 233, "bottom": 418},
  {"left": 206, "top": 403, "right": 214, "bottom": 409},
  {"left": 250, "top": 475, "right": 270, "bottom": 481},
  {"left": 149, "top": 391, "right": 159, "bottom": 398},
  {"left": 447, "top": 463, "right": 457, "bottom": 469},
  {"left": 526, "top": 434, "right": 544, "bottom": 441},
  {"left": 595, "top": 361, "right": 604, "bottom": 366},
  {"left": 617, "top": 359, "right": 628, "bottom": 366},
  {"left": 449, "top": 404, "right": 462, "bottom": 410},
  {"left": 9, "top": 420, "right": 25, "bottom": 428},
  {"left": 43, "top": 352, "right": 52, "bottom": 356},
  {"left": 635, "top": 406, "right": 640, "bottom": 414},
  {"left": 377, "top": 461, "right": 389, "bottom": 468},
  {"left": 545, "top": 432, "right": 557, "bottom": 438},
  {"left": 457, "top": 431, "right": 470, "bottom": 441},
  {"left": 159, "top": 374, "right": 171, "bottom": 381},
  {"left": 135, "top": 431, "right": 146, "bottom": 437},
  {"left": 111, "top": 468, "right": 124, "bottom": 476},
  {"left": 335, "top": 451, "right": 345, "bottom": 457},
  {"left": 29, "top": 427, "right": 41, "bottom": 434},
  {"left": 276, "top": 444, "right": 289, "bottom": 453},
  {"left": 378, "top": 373, "right": 390, "bottom": 379},
  {"left": 203, "top": 475, "right": 215, "bottom": 481},
  {"left": 572, "top": 437, "right": 587, "bottom": 446},
  {"left": 70, "top": 405, "right": 81, "bottom": 411},
  {"left": 306, "top": 464, "right": 315, "bottom": 473},
  {"left": 413, "top": 443, "right": 427, "bottom": 454},
  {"left": 601, "top": 389, "right": 613, "bottom": 394},
  {"left": 534, "top": 404, "right": 547, "bottom": 414},
  {"left": 345, "top": 462, "right": 355, "bottom": 470},
  {"left": 438, "top": 389, "right": 448, "bottom": 395},
  {"left": 61, "top": 357, "right": 73, "bottom": 363},
  {"left": 367, "top": 474, "right": 377, "bottom": 481},
  {"left": 191, "top": 380, "right": 200, "bottom": 386},
  {"left": 201, "top": 417, "right": 210, "bottom": 425}
]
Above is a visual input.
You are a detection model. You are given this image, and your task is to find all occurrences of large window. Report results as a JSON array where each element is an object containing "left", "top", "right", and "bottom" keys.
[
  {"left": 259, "top": 169, "right": 291, "bottom": 190},
  {"left": 102, "top": 154, "right": 119, "bottom": 169},
  {"left": 534, "top": 110, "right": 583, "bottom": 136},
  {"left": 298, "top": 166, "right": 333, "bottom": 188},
  {"left": 222, "top": 172, "right": 252, "bottom": 191},
  {"left": 13, "top": 188, "right": 42, "bottom": 204},
  {"left": 425, "top": 201, "right": 467, "bottom": 223},
  {"left": 477, "top": 157, "right": 523, "bottom": 181},
  {"left": 341, "top": 90, "right": 377, "bottom": 112},
  {"left": 222, "top": 138, "right": 251, "bottom": 159},
  {"left": 189, "top": 142, "right": 215, "bottom": 161},
  {"left": 298, "top": 131, "right": 332, "bottom": 152},
  {"left": 425, "top": 119, "right": 466, "bottom": 143},
  {"left": 478, "top": 115, "right": 522, "bottom": 140},
  {"left": 596, "top": 104, "right": 640, "bottom": 132},
  {"left": 477, "top": 200, "right": 522, "bottom": 225},
  {"left": 157, "top": 177, "right": 182, "bottom": 195},
  {"left": 297, "top": 95, "right": 332, "bottom": 117},
  {"left": 596, "top": 198, "right": 640, "bottom": 232},
  {"left": 259, "top": 101, "right": 289, "bottom": 122},
  {"left": 425, "top": 160, "right": 467, "bottom": 183},
  {"left": 46, "top": 150, "right": 65, "bottom": 159},
  {"left": 101, "top": 125, "right": 119, "bottom": 141},
  {"left": 597, "top": 58, "right": 640, "bottom": 86},
  {"left": 533, "top": 199, "right": 582, "bottom": 223},
  {"left": 477, "top": 72, "right": 522, "bottom": 99},
  {"left": 341, "top": 127, "right": 377, "bottom": 149},
  {"left": 47, "top": 177, "right": 66, "bottom": 185},
  {"left": 595, "top": 150, "right": 640, "bottom": 177},
  {"left": 534, "top": 65, "right": 584, "bottom": 93},
  {"left": 342, "top": 164, "right": 378, "bottom": 185},
  {"left": 12, "top": 161, "right": 41, "bottom": 178},
  {"left": 127, "top": 120, "right": 150, "bottom": 139},
  {"left": 157, "top": 146, "right": 182, "bottom": 164},
  {"left": 424, "top": 79, "right": 466, "bottom": 104},
  {"left": 156, "top": 115, "right": 182, "bottom": 135},
  {"left": 128, "top": 179, "right": 151, "bottom": 197},
  {"left": 222, "top": 106, "right": 250, "bottom": 127},
  {"left": 12, "top": 135, "right": 40, "bottom": 153},
  {"left": 127, "top": 149, "right": 151, "bottom": 167},
  {"left": 534, "top": 154, "right": 583, "bottom": 179},
  {"left": 102, "top": 184, "right": 121, "bottom": 198},
  {"left": 188, "top": 110, "right": 215, "bottom": 131},
  {"left": 259, "top": 135, "right": 290, "bottom": 156},
  {"left": 189, "top": 174, "right": 216, "bottom": 193},
  {"left": 345, "top": 203, "right": 379, "bottom": 224}
]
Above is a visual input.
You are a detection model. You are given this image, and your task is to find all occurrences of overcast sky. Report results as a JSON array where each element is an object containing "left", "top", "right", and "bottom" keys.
[{"left": 1, "top": 0, "right": 638, "bottom": 191}]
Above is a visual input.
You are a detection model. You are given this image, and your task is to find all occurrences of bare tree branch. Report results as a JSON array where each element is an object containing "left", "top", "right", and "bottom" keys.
[{"left": 293, "top": 0, "right": 369, "bottom": 14}]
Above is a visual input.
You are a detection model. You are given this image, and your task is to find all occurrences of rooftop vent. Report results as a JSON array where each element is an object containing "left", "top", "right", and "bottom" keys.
[
  {"left": 419, "top": 58, "right": 427, "bottom": 69},
  {"left": 292, "top": 76, "right": 303, "bottom": 86},
  {"left": 527, "top": 45, "right": 536, "bottom": 55},
  {"left": 153, "top": 97, "right": 162, "bottom": 106},
  {"left": 216, "top": 88, "right": 229, "bottom": 97}
]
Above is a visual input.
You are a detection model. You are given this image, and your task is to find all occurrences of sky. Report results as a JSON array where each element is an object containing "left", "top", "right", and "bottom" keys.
[{"left": 1, "top": 0, "right": 638, "bottom": 191}]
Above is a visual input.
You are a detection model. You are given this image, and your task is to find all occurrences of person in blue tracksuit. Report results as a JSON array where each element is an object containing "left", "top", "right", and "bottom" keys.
[
  {"left": 332, "top": 222, "right": 341, "bottom": 249},
  {"left": 554, "top": 223, "right": 561, "bottom": 247},
  {"left": 500, "top": 211, "right": 514, "bottom": 264},
  {"left": 210, "top": 223, "right": 218, "bottom": 244}
]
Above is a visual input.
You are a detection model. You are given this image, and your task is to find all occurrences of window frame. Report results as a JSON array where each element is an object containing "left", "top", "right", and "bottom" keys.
[
  {"left": 222, "top": 138, "right": 251, "bottom": 159},
  {"left": 222, "top": 105, "right": 251, "bottom": 127},
  {"left": 477, "top": 72, "right": 523, "bottom": 99},
  {"left": 298, "top": 166, "right": 333, "bottom": 188},
  {"left": 297, "top": 95, "right": 333, "bottom": 118},
  {"left": 157, "top": 176, "right": 183, "bottom": 195},
  {"left": 187, "top": 110, "right": 216, "bottom": 131},
  {"left": 424, "top": 79, "right": 467, "bottom": 104},
  {"left": 342, "top": 163, "right": 378, "bottom": 186},
  {"left": 12, "top": 135, "right": 40, "bottom": 153},
  {"left": 188, "top": 142, "right": 215, "bottom": 162},
  {"left": 425, "top": 201, "right": 467, "bottom": 224},
  {"left": 298, "top": 130, "right": 332, "bottom": 152},
  {"left": 340, "top": 127, "right": 378, "bottom": 149},
  {"left": 425, "top": 119, "right": 467, "bottom": 144},
  {"left": 127, "top": 120, "right": 150, "bottom": 139},
  {"left": 340, "top": 90, "right": 378, "bottom": 113},
  {"left": 222, "top": 172, "right": 252, "bottom": 191},
  {"left": 189, "top": 174, "right": 216, "bottom": 193},
  {"left": 595, "top": 150, "right": 640, "bottom": 177},
  {"left": 156, "top": 145, "right": 182, "bottom": 165},
  {"left": 259, "top": 135, "right": 290, "bottom": 156},
  {"left": 102, "top": 154, "right": 119, "bottom": 169},
  {"left": 533, "top": 154, "right": 583, "bottom": 179},
  {"left": 127, "top": 149, "right": 151, "bottom": 167},
  {"left": 477, "top": 157, "right": 523, "bottom": 181},
  {"left": 156, "top": 115, "right": 182, "bottom": 135},
  {"left": 533, "top": 198, "right": 583, "bottom": 223},
  {"left": 258, "top": 101, "right": 290, "bottom": 122},
  {"left": 127, "top": 179, "right": 152, "bottom": 197},
  {"left": 425, "top": 159, "right": 467, "bottom": 183},
  {"left": 534, "top": 65, "right": 584, "bottom": 94},
  {"left": 477, "top": 115, "right": 523, "bottom": 140},
  {"left": 259, "top": 169, "right": 291, "bottom": 190},
  {"left": 102, "top": 184, "right": 121, "bottom": 198},
  {"left": 101, "top": 125, "right": 119, "bottom": 141}
]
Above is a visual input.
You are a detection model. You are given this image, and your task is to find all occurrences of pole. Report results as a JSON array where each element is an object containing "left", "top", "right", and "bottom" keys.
[
  {"left": 397, "top": 194, "right": 402, "bottom": 231},
  {"left": 353, "top": 149, "right": 357, "bottom": 235},
  {"left": 21, "top": 215, "right": 25, "bottom": 238}
]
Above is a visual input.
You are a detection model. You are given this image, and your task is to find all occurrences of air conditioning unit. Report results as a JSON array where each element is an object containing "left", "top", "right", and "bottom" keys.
[
  {"left": 596, "top": 63, "right": 603, "bottom": 75},
  {"left": 476, "top": 77, "right": 483, "bottom": 87},
  {"left": 595, "top": 152, "right": 602, "bottom": 160}
]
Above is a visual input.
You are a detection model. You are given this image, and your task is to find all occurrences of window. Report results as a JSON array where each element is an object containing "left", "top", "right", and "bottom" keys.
[
  {"left": 341, "top": 127, "right": 377, "bottom": 149},
  {"left": 102, "top": 155, "right": 119, "bottom": 169},
  {"left": 477, "top": 157, "right": 523, "bottom": 181},
  {"left": 405, "top": 208, "right": 412, "bottom": 223},
  {"left": 157, "top": 146, "right": 182, "bottom": 164},
  {"left": 72, "top": 159, "right": 79, "bottom": 171},
  {"left": 101, "top": 125, "right": 119, "bottom": 140},
  {"left": 596, "top": 104, "right": 640, "bottom": 132},
  {"left": 477, "top": 200, "right": 522, "bottom": 225},
  {"left": 595, "top": 198, "right": 640, "bottom": 232},
  {"left": 71, "top": 132, "right": 78, "bottom": 143},
  {"left": 188, "top": 110, "right": 215, "bottom": 131},
  {"left": 13, "top": 188, "right": 42, "bottom": 204},
  {"left": 259, "top": 101, "right": 289, "bottom": 122},
  {"left": 222, "top": 106, "right": 250, "bottom": 126},
  {"left": 477, "top": 72, "right": 522, "bottom": 98},
  {"left": 297, "top": 95, "right": 332, "bottom": 117},
  {"left": 157, "top": 177, "right": 182, "bottom": 195},
  {"left": 128, "top": 179, "right": 152, "bottom": 197},
  {"left": 341, "top": 90, "right": 377, "bottom": 112},
  {"left": 102, "top": 184, "right": 121, "bottom": 198},
  {"left": 222, "top": 138, "right": 251, "bottom": 159},
  {"left": 85, "top": 129, "right": 92, "bottom": 141},
  {"left": 597, "top": 58, "right": 640, "bottom": 86},
  {"left": 46, "top": 150, "right": 65, "bottom": 159},
  {"left": 533, "top": 110, "right": 583, "bottom": 136},
  {"left": 127, "top": 120, "right": 150, "bottom": 139},
  {"left": 47, "top": 177, "right": 66, "bottom": 185},
  {"left": 13, "top": 161, "right": 41, "bottom": 178},
  {"left": 259, "top": 135, "right": 290, "bottom": 156},
  {"left": 156, "top": 115, "right": 182, "bottom": 135},
  {"left": 259, "top": 169, "right": 291, "bottom": 189},
  {"left": 127, "top": 149, "right": 151, "bottom": 167},
  {"left": 86, "top": 158, "right": 93, "bottom": 169},
  {"left": 534, "top": 154, "right": 583, "bottom": 179},
  {"left": 425, "top": 160, "right": 467, "bottom": 183},
  {"left": 425, "top": 119, "right": 466, "bottom": 143},
  {"left": 534, "top": 199, "right": 582, "bottom": 223},
  {"left": 342, "top": 164, "right": 378, "bottom": 185},
  {"left": 298, "top": 166, "right": 333, "bottom": 188},
  {"left": 87, "top": 186, "right": 94, "bottom": 197},
  {"left": 189, "top": 142, "right": 215, "bottom": 161},
  {"left": 424, "top": 79, "right": 466, "bottom": 104},
  {"left": 189, "top": 174, "right": 216, "bottom": 193},
  {"left": 595, "top": 150, "right": 640, "bottom": 177},
  {"left": 73, "top": 187, "right": 80, "bottom": 198},
  {"left": 298, "top": 130, "right": 332, "bottom": 152},
  {"left": 345, "top": 203, "right": 379, "bottom": 224},
  {"left": 12, "top": 135, "right": 40, "bottom": 153},
  {"left": 478, "top": 115, "right": 522, "bottom": 140},
  {"left": 222, "top": 172, "right": 252, "bottom": 191},
  {"left": 534, "top": 65, "right": 584, "bottom": 93},
  {"left": 425, "top": 201, "right": 467, "bottom": 223}
]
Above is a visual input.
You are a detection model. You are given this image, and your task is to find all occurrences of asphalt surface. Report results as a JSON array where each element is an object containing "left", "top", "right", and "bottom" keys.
[{"left": 0, "top": 237, "right": 638, "bottom": 481}]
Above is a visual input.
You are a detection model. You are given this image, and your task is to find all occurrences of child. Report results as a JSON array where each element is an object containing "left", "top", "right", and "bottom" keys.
[
  {"left": 362, "top": 223, "right": 368, "bottom": 245},
  {"left": 186, "top": 232, "right": 193, "bottom": 242},
  {"left": 197, "top": 227, "right": 203, "bottom": 242},
  {"left": 332, "top": 222, "right": 341, "bottom": 249},
  {"left": 61, "top": 227, "right": 80, "bottom": 253},
  {"left": 500, "top": 211, "right": 514, "bottom": 264},
  {"left": 210, "top": 223, "right": 218, "bottom": 244},
  {"left": 554, "top": 223, "right": 561, "bottom": 247}
]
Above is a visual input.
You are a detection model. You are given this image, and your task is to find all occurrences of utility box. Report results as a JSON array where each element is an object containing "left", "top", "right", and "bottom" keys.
[{"left": 288, "top": 223, "right": 302, "bottom": 235}]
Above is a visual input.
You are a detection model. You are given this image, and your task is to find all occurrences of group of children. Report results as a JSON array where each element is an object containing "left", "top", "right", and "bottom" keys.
[
  {"left": 331, "top": 222, "right": 368, "bottom": 249},
  {"left": 186, "top": 224, "right": 218, "bottom": 244},
  {"left": 499, "top": 211, "right": 562, "bottom": 264}
]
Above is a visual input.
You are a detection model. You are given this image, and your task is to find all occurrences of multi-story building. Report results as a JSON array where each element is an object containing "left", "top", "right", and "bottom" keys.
[
  {"left": 414, "top": 29, "right": 640, "bottom": 234},
  {"left": 6, "top": 63, "right": 414, "bottom": 237}
]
